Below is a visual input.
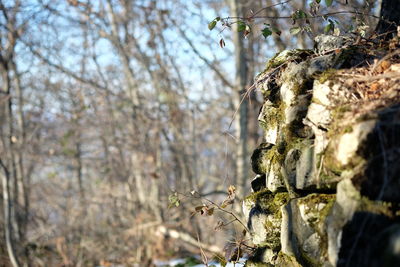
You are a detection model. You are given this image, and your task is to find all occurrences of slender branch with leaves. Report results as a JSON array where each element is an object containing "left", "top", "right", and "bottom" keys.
[{"left": 208, "top": 0, "right": 382, "bottom": 47}]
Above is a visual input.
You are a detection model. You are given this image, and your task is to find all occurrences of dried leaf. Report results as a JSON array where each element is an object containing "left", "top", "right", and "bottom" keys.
[
  {"left": 370, "top": 82, "right": 380, "bottom": 91},
  {"left": 228, "top": 185, "right": 236, "bottom": 196},
  {"left": 243, "top": 25, "right": 251, "bottom": 38},
  {"left": 380, "top": 60, "right": 391, "bottom": 72},
  {"left": 221, "top": 198, "right": 234, "bottom": 208},
  {"left": 242, "top": 229, "right": 247, "bottom": 236},
  {"left": 219, "top": 38, "right": 226, "bottom": 48},
  {"left": 207, "top": 207, "right": 215, "bottom": 216},
  {"left": 223, "top": 242, "right": 242, "bottom": 262},
  {"left": 215, "top": 220, "right": 225, "bottom": 231},
  {"left": 195, "top": 205, "right": 204, "bottom": 212}
]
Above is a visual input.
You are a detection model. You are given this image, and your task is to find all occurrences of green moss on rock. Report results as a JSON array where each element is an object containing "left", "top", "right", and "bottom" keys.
[
  {"left": 259, "top": 103, "right": 284, "bottom": 132},
  {"left": 245, "top": 189, "right": 290, "bottom": 215},
  {"left": 264, "top": 49, "right": 313, "bottom": 71},
  {"left": 317, "top": 68, "right": 338, "bottom": 84},
  {"left": 245, "top": 190, "right": 291, "bottom": 250},
  {"left": 275, "top": 251, "right": 303, "bottom": 267},
  {"left": 245, "top": 261, "right": 274, "bottom": 267},
  {"left": 251, "top": 144, "right": 285, "bottom": 175},
  {"left": 298, "top": 193, "right": 336, "bottom": 230},
  {"left": 358, "top": 197, "right": 394, "bottom": 217}
]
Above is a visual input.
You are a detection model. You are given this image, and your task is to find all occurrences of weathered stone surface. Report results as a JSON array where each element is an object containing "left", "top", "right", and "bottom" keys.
[
  {"left": 326, "top": 179, "right": 360, "bottom": 265},
  {"left": 251, "top": 174, "right": 266, "bottom": 192},
  {"left": 251, "top": 142, "right": 274, "bottom": 174},
  {"left": 308, "top": 55, "right": 336, "bottom": 76},
  {"left": 244, "top": 190, "right": 290, "bottom": 248},
  {"left": 281, "top": 194, "right": 335, "bottom": 265},
  {"left": 334, "top": 120, "right": 376, "bottom": 166},
  {"left": 249, "top": 211, "right": 278, "bottom": 246},
  {"left": 283, "top": 148, "right": 301, "bottom": 188},
  {"left": 295, "top": 140, "right": 315, "bottom": 190},
  {"left": 263, "top": 49, "right": 312, "bottom": 71},
  {"left": 312, "top": 80, "right": 335, "bottom": 107},
  {"left": 243, "top": 196, "right": 255, "bottom": 221},
  {"left": 284, "top": 95, "right": 310, "bottom": 125},
  {"left": 245, "top": 247, "right": 277, "bottom": 267},
  {"left": 266, "top": 163, "right": 284, "bottom": 192},
  {"left": 306, "top": 103, "right": 331, "bottom": 129},
  {"left": 258, "top": 103, "right": 280, "bottom": 144},
  {"left": 245, "top": 35, "right": 400, "bottom": 267},
  {"left": 314, "top": 35, "right": 349, "bottom": 53},
  {"left": 251, "top": 143, "right": 286, "bottom": 192}
]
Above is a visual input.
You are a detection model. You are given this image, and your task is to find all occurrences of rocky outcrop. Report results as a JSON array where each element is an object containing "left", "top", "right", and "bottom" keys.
[{"left": 244, "top": 35, "right": 400, "bottom": 267}]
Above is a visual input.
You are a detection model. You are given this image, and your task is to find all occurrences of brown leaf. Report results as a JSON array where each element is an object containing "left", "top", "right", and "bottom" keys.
[
  {"left": 228, "top": 185, "right": 236, "bottom": 196},
  {"left": 377, "top": 60, "right": 391, "bottom": 73},
  {"left": 370, "top": 82, "right": 380, "bottom": 92},
  {"left": 214, "top": 220, "right": 225, "bottom": 231},
  {"left": 219, "top": 38, "right": 225, "bottom": 48},
  {"left": 195, "top": 206, "right": 204, "bottom": 212},
  {"left": 223, "top": 242, "right": 242, "bottom": 262},
  {"left": 206, "top": 207, "right": 215, "bottom": 216},
  {"left": 380, "top": 60, "right": 391, "bottom": 72},
  {"left": 221, "top": 198, "right": 234, "bottom": 208},
  {"left": 195, "top": 205, "right": 214, "bottom": 216}
]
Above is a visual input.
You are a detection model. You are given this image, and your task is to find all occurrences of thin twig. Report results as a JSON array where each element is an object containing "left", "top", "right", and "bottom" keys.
[
  {"left": 222, "top": 10, "right": 380, "bottom": 21},
  {"left": 316, "top": 155, "right": 324, "bottom": 189},
  {"left": 203, "top": 197, "right": 250, "bottom": 233},
  {"left": 228, "top": 64, "right": 283, "bottom": 130},
  {"left": 351, "top": 72, "right": 400, "bottom": 82},
  {"left": 250, "top": 0, "right": 293, "bottom": 18},
  {"left": 371, "top": 48, "right": 400, "bottom": 73},
  {"left": 196, "top": 232, "right": 209, "bottom": 266}
]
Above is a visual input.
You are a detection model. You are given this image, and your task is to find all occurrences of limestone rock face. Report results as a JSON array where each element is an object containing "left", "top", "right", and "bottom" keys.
[
  {"left": 314, "top": 35, "right": 351, "bottom": 53},
  {"left": 281, "top": 194, "right": 335, "bottom": 265},
  {"left": 244, "top": 35, "right": 400, "bottom": 266}
]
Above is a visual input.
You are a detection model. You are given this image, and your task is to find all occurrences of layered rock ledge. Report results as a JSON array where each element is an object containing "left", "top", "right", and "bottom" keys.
[{"left": 244, "top": 35, "right": 400, "bottom": 267}]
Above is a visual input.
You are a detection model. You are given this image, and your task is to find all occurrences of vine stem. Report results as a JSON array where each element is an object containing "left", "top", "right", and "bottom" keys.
[
  {"left": 222, "top": 10, "right": 381, "bottom": 21},
  {"left": 203, "top": 197, "right": 250, "bottom": 233},
  {"left": 177, "top": 191, "right": 250, "bottom": 233}
]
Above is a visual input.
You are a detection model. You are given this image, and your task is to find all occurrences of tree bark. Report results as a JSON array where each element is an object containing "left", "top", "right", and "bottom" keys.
[
  {"left": 0, "top": 67, "right": 20, "bottom": 267},
  {"left": 10, "top": 59, "right": 29, "bottom": 239},
  {"left": 1, "top": 162, "right": 20, "bottom": 267},
  {"left": 229, "top": 0, "right": 249, "bottom": 197}
]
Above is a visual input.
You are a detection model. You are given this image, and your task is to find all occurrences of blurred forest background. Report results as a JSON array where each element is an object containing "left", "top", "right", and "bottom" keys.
[{"left": 0, "top": 0, "right": 380, "bottom": 266}]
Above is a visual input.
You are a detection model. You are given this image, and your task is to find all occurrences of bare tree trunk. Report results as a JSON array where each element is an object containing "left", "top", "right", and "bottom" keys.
[
  {"left": 75, "top": 141, "right": 84, "bottom": 201},
  {"left": 0, "top": 66, "right": 20, "bottom": 267},
  {"left": 10, "top": 59, "right": 29, "bottom": 239},
  {"left": 105, "top": 0, "right": 140, "bottom": 108},
  {"left": 229, "top": 0, "right": 249, "bottom": 197},
  {"left": 134, "top": 169, "right": 146, "bottom": 205},
  {"left": 0, "top": 162, "right": 20, "bottom": 267}
]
